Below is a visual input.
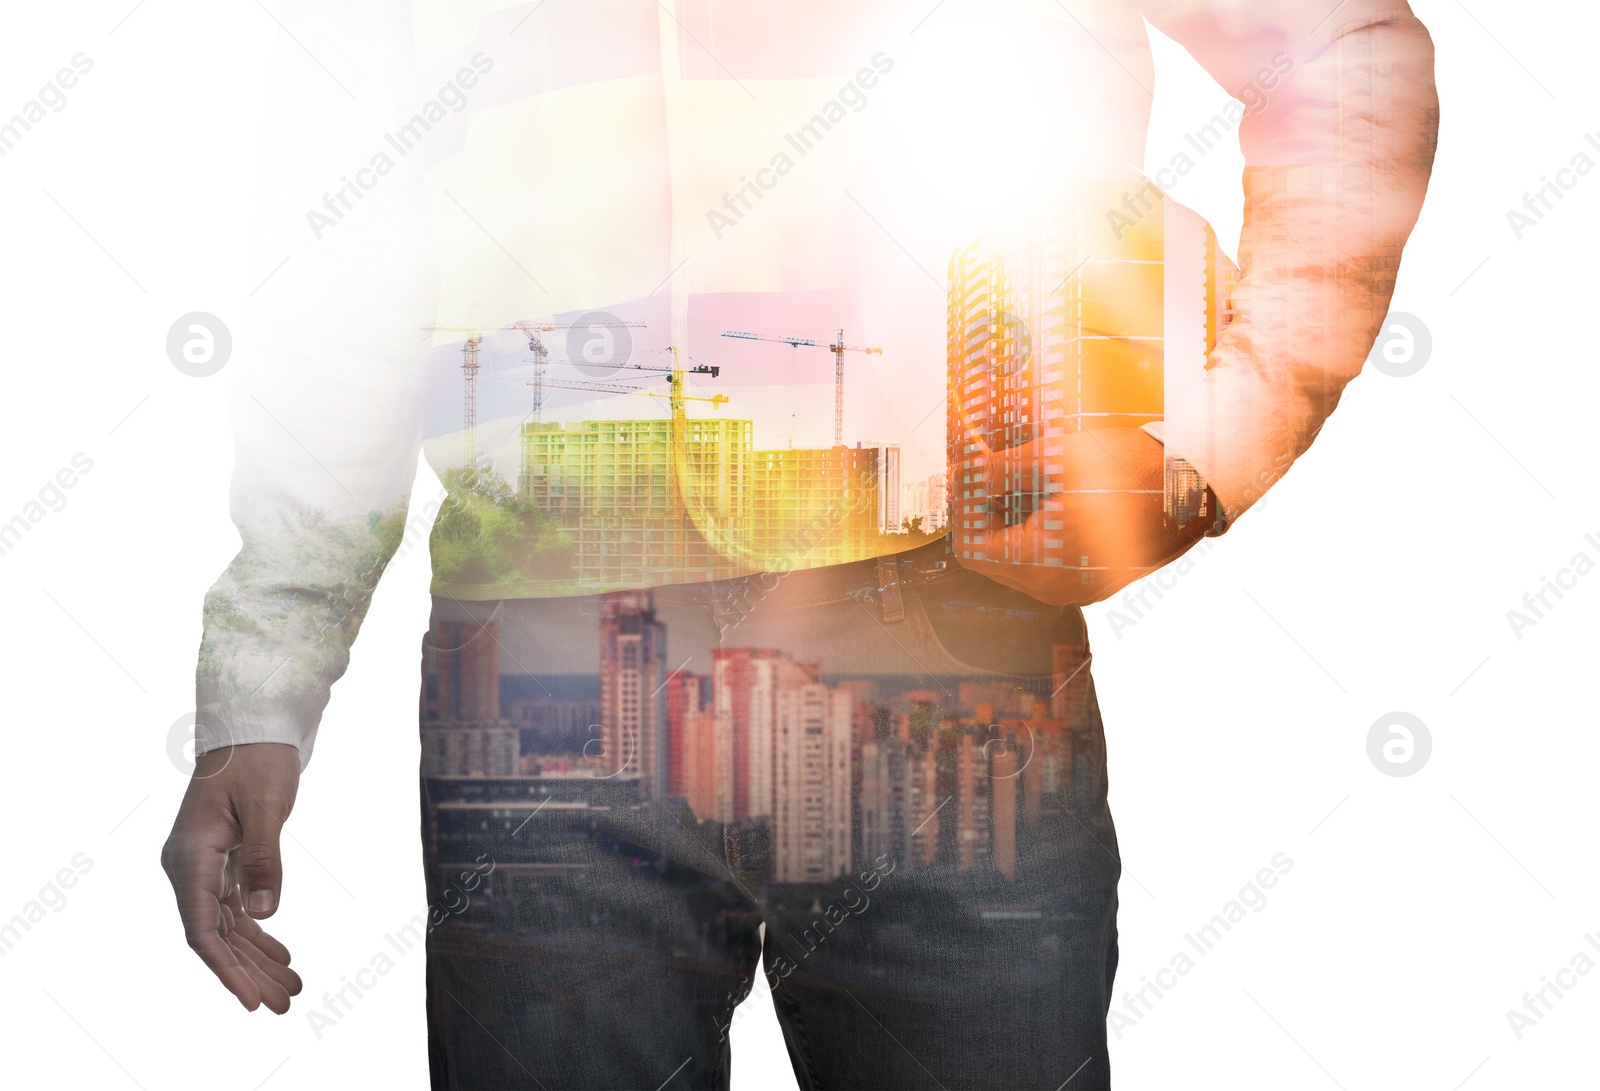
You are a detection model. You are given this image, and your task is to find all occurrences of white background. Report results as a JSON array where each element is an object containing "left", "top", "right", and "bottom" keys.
[{"left": 1, "top": 2, "right": 1595, "bottom": 1089}]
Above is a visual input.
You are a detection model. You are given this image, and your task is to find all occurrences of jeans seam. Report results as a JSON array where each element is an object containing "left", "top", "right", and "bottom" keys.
[{"left": 772, "top": 977, "right": 826, "bottom": 1091}]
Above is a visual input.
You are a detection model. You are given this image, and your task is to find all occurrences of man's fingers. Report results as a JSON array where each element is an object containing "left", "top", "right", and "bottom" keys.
[
  {"left": 196, "top": 926, "right": 267, "bottom": 1011},
  {"left": 229, "top": 906, "right": 294, "bottom": 967},
  {"left": 163, "top": 744, "right": 303, "bottom": 1012},
  {"left": 227, "top": 934, "right": 294, "bottom": 1014},
  {"left": 230, "top": 930, "right": 304, "bottom": 998},
  {"left": 236, "top": 792, "right": 288, "bottom": 919},
  {"left": 184, "top": 899, "right": 262, "bottom": 1010},
  {"left": 162, "top": 831, "right": 263, "bottom": 1011},
  {"left": 223, "top": 886, "right": 297, "bottom": 978}
]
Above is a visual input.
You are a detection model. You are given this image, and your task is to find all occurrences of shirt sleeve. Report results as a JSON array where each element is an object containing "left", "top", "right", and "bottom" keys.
[
  {"left": 194, "top": 3, "right": 438, "bottom": 770},
  {"left": 1139, "top": 0, "right": 1438, "bottom": 528}
]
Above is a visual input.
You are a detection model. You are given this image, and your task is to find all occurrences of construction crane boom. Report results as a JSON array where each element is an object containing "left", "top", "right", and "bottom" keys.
[
  {"left": 537, "top": 377, "right": 730, "bottom": 410},
  {"left": 529, "top": 351, "right": 717, "bottom": 422},
  {"left": 721, "top": 327, "right": 881, "bottom": 446},
  {"left": 421, "top": 317, "right": 645, "bottom": 470}
]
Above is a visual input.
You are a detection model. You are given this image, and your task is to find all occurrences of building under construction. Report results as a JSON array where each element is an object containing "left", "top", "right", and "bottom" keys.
[{"left": 519, "top": 417, "right": 885, "bottom": 585}]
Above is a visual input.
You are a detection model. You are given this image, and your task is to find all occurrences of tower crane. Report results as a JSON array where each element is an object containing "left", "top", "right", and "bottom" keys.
[
  {"left": 527, "top": 348, "right": 726, "bottom": 569},
  {"left": 533, "top": 376, "right": 729, "bottom": 415},
  {"left": 721, "top": 328, "right": 882, "bottom": 446},
  {"left": 527, "top": 351, "right": 719, "bottom": 422},
  {"left": 420, "top": 317, "right": 645, "bottom": 471}
]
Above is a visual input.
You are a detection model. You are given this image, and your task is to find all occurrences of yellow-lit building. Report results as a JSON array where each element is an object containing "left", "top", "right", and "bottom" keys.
[
  {"left": 521, "top": 416, "right": 883, "bottom": 584},
  {"left": 747, "top": 445, "right": 881, "bottom": 570}
]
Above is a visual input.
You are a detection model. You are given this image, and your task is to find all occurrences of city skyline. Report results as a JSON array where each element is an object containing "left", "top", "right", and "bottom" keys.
[{"left": 421, "top": 586, "right": 1103, "bottom": 887}]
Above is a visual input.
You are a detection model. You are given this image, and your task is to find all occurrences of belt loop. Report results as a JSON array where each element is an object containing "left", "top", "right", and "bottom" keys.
[{"left": 875, "top": 556, "right": 905, "bottom": 623}]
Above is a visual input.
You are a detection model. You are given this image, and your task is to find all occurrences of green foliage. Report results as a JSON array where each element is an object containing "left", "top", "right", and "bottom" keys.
[{"left": 430, "top": 465, "right": 575, "bottom": 585}]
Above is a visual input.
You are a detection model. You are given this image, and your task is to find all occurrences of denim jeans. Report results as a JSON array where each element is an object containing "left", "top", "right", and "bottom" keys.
[{"left": 421, "top": 539, "right": 1120, "bottom": 1089}]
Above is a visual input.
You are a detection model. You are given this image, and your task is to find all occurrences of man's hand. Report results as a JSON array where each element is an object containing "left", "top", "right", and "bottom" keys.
[
  {"left": 160, "top": 743, "right": 304, "bottom": 1013},
  {"left": 957, "top": 426, "right": 1212, "bottom": 607}
]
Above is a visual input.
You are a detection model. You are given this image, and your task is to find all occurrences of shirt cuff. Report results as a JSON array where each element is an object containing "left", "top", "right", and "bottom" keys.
[{"left": 193, "top": 705, "right": 315, "bottom": 771}]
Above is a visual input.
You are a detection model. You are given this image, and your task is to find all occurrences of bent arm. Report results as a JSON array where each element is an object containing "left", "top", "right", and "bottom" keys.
[
  {"left": 960, "top": 1, "right": 1437, "bottom": 606},
  {"left": 1141, "top": 0, "right": 1439, "bottom": 523}
]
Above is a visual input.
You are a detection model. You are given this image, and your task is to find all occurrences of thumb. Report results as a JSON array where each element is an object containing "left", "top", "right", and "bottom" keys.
[{"left": 236, "top": 792, "right": 287, "bottom": 919}]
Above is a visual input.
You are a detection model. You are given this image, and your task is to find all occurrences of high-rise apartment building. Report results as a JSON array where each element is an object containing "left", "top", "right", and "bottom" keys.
[
  {"left": 772, "top": 679, "right": 852, "bottom": 884},
  {"left": 925, "top": 472, "right": 949, "bottom": 532},
  {"left": 664, "top": 671, "right": 711, "bottom": 798},
  {"left": 951, "top": 726, "right": 995, "bottom": 873},
  {"left": 862, "top": 442, "right": 902, "bottom": 533},
  {"left": 881, "top": 700, "right": 943, "bottom": 869},
  {"left": 708, "top": 649, "right": 829, "bottom": 826},
  {"left": 428, "top": 618, "right": 503, "bottom": 722},
  {"left": 422, "top": 617, "right": 519, "bottom": 776},
  {"left": 990, "top": 738, "right": 1019, "bottom": 882},
  {"left": 947, "top": 177, "right": 1232, "bottom": 569},
  {"left": 687, "top": 647, "right": 855, "bottom": 882},
  {"left": 860, "top": 735, "right": 919, "bottom": 869},
  {"left": 711, "top": 648, "right": 779, "bottom": 823},
  {"left": 682, "top": 707, "right": 721, "bottom": 825},
  {"left": 597, "top": 590, "right": 668, "bottom": 799}
]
